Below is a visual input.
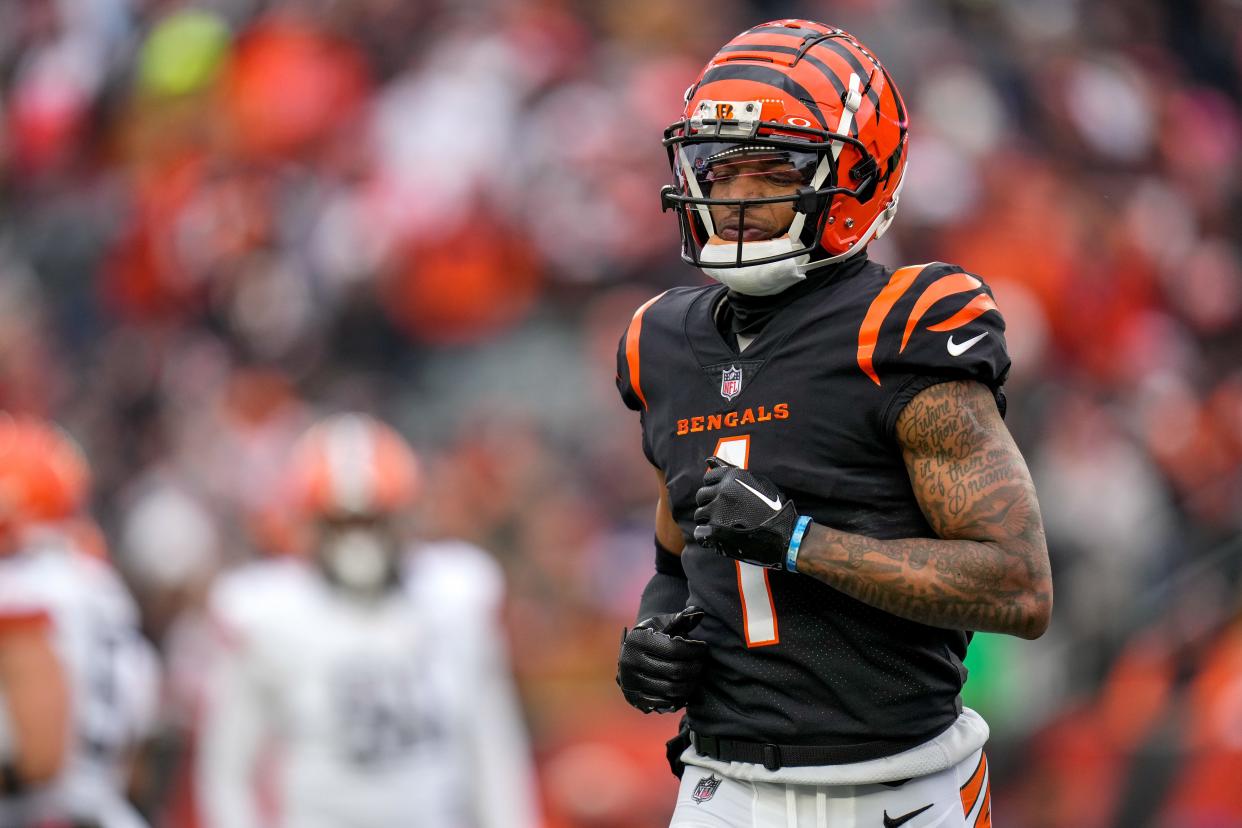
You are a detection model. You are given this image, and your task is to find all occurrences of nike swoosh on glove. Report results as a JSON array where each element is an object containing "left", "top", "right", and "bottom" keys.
[
  {"left": 693, "top": 456, "right": 800, "bottom": 569},
  {"left": 617, "top": 606, "right": 708, "bottom": 714}
]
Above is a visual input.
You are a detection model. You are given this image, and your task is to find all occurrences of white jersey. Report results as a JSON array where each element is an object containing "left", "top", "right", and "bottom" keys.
[
  {"left": 0, "top": 535, "right": 161, "bottom": 828},
  {"left": 197, "top": 541, "right": 540, "bottom": 828}
]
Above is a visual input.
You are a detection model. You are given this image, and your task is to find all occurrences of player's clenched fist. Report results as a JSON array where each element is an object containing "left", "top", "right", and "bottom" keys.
[
  {"left": 693, "top": 456, "right": 807, "bottom": 570},
  {"left": 616, "top": 607, "right": 708, "bottom": 713}
]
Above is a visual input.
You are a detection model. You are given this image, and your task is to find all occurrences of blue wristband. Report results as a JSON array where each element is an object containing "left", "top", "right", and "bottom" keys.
[{"left": 785, "top": 515, "right": 812, "bottom": 572}]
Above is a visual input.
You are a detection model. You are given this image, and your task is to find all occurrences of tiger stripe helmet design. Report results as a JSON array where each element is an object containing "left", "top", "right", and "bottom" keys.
[
  {"left": 661, "top": 20, "right": 908, "bottom": 269},
  {"left": 286, "top": 414, "right": 422, "bottom": 520}
]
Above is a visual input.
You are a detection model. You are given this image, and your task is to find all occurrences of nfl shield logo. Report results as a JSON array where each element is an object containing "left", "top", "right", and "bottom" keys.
[
  {"left": 720, "top": 365, "right": 743, "bottom": 401},
  {"left": 692, "top": 773, "right": 722, "bottom": 804}
]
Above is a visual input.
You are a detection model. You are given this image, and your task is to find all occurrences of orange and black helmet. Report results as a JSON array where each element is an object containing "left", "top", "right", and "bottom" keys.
[{"left": 661, "top": 20, "right": 908, "bottom": 268}]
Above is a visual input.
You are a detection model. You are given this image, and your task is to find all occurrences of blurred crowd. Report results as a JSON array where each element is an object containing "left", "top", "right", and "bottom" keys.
[{"left": 1, "top": 0, "right": 1241, "bottom": 825}]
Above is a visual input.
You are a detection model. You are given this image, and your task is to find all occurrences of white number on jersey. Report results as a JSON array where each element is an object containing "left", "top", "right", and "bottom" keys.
[{"left": 713, "top": 436, "right": 779, "bottom": 647}]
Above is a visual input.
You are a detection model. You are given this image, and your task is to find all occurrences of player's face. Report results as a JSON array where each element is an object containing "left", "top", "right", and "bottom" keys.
[
  {"left": 706, "top": 156, "right": 801, "bottom": 242},
  {"left": 313, "top": 515, "right": 402, "bottom": 596}
]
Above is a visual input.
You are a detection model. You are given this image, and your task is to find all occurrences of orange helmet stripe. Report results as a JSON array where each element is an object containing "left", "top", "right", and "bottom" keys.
[
  {"left": 813, "top": 37, "right": 882, "bottom": 103},
  {"left": 749, "top": 27, "right": 883, "bottom": 100},
  {"left": 697, "top": 63, "right": 829, "bottom": 129}
]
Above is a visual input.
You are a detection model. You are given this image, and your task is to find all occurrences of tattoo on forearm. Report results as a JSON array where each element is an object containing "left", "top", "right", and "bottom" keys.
[{"left": 796, "top": 381, "right": 1052, "bottom": 638}]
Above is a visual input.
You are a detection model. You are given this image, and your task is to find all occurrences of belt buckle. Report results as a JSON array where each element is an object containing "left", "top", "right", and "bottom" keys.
[{"left": 762, "top": 743, "right": 782, "bottom": 771}]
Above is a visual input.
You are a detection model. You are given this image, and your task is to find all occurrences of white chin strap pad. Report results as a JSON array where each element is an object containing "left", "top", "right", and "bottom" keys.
[{"left": 698, "top": 236, "right": 810, "bottom": 296}]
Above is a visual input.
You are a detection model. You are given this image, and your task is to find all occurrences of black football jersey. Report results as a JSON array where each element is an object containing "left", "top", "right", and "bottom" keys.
[{"left": 616, "top": 257, "right": 1010, "bottom": 761}]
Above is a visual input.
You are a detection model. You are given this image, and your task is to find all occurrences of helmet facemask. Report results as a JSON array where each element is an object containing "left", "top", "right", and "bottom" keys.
[
  {"left": 661, "top": 97, "right": 880, "bottom": 287},
  {"left": 314, "top": 515, "right": 403, "bottom": 600}
]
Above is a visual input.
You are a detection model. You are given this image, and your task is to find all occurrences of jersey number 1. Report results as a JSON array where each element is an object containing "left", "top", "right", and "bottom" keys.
[{"left": 713, "top": 436, "right": 779, "bottom": 647}]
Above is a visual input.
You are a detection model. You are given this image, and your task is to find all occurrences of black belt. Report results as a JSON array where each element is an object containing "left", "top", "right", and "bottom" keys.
[{"left": 689, "top": 729, "right": 929, "bottom": 771}]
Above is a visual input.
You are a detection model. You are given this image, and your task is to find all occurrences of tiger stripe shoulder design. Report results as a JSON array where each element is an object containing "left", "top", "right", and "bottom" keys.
[{"left": 856, "top": 261, "right": 1008, "bottom": 390}]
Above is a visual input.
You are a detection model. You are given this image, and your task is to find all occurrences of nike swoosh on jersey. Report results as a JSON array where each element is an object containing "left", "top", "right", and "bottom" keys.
[
  {"left": 883, "top": 803, "right": 933, "bottom": 827},
  {"left": 735, "top": 479, "right": 782, "bottom": 511},
  {"left": 946, "top": 331, "right": 988, "bottom": 356}
]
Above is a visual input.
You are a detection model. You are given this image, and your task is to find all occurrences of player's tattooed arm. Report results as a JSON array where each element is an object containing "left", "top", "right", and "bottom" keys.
[{"left": 794, "top": 381, "right": 1052, "bottom": 639}]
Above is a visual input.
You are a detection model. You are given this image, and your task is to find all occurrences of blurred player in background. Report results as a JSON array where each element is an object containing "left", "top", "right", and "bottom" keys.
[
  {"left": 615, "top": 19, "right": 1051, "bottom": 827},
  {"left": 0, "top": 416, "right": 162, "bottom": 828},
  {"left": 197, "top": 413, "right": 539, "bottom": 828}
]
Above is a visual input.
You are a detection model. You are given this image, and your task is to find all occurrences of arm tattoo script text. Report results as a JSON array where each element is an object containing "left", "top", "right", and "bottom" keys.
[{"left": 795, "top": 381, "right": 1052, "bottom": 638}]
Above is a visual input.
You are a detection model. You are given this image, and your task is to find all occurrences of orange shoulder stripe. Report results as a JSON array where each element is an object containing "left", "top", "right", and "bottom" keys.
[
  {"left": 625, "top": 292, "right": 668, "bottom": 411},
  {"left": 927, "top": 292, "right": 999, "bottom": 333},
  {"left": 900, "top": 272, "right": 982, "bottom": 352},
  {"left": 856, "top": 263, "right": 930, "bottom": 386}
]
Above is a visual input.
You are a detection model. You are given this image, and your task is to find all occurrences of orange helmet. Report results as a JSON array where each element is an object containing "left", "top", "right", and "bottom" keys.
[
  {"left": 661, "top": 20, "right": 908, "bottom": 269},
  {"left": 285, "top": 414, "right": 421, "bottom": 520},
  {"left": 0, "top": 416, "right": 91, "bottom": 545}
]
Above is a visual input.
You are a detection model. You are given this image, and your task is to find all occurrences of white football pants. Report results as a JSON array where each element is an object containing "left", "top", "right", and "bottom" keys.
[{"left": 670, "top": 749, "right": 991, "bottom": 828}]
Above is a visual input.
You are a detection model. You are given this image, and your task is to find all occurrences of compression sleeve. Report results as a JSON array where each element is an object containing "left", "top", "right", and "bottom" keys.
[{"left": 635, "top": 539, "right": 689, "bottom": 624}]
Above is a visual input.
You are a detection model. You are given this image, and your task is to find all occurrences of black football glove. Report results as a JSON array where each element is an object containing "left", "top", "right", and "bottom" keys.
[
  {"left": 616, "top": 606, "right": 708, "bottom": 714},
  {"left": 693, "top": 456, "right": 801, "bottom": 569}
]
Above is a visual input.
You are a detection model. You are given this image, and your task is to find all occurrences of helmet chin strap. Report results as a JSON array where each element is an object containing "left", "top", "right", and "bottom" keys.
[{"left": 699, "top": 235, "right": 809, "bottom": 296}]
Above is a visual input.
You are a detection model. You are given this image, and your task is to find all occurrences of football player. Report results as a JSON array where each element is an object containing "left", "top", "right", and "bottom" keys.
[
  {"left": 197, "top": 413, "right": 540, "bottom": 828},
  {"left": 614, "top": 20, "right": 1051, "bottom": 827},
  {"left": 0, "top": 416, "right": 161, "bottom": 828}
]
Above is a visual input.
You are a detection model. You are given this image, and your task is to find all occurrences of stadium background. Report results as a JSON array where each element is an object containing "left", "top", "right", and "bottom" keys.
[{"left": 3, "top": 0, "right": 1242, "bottom": 824}]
